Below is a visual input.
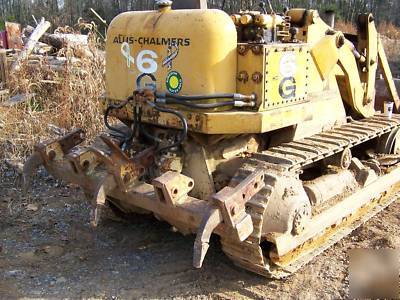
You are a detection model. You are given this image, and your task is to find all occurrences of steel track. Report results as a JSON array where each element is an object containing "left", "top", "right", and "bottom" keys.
[{"left": 220, "top": 113, "right": 400, "bottom": 278}]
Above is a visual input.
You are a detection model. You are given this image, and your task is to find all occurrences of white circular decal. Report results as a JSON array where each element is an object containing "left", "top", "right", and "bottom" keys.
[{"left": 280, "top": 53, "right": 297, "bottom": 77}]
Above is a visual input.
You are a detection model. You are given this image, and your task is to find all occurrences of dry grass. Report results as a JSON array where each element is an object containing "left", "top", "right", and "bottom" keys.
[
  {"left": 378, "top": 22, "right": 400, "bottom": 40},
  {"left": 335, "top": 20, "right": 400, "bottom": 72},
  {"left": 0, "top": 34, "right": 105, "bottom": 162},
  {"left": 335, "top": 20, "right": 357, "bottom": 34},
  {"left": 382, "top": 37, "right": 400, "bottom": 67},
  {"left": 378, "top": 23, "right": 400, "bottom": 71},
  {"left": 336, "top": 20, "right": 400, "bottom": 38}
]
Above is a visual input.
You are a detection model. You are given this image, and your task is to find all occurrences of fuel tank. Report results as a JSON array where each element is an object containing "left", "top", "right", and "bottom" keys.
[{"left": 105, "top": 8, "right": 237, "bottom": 101}]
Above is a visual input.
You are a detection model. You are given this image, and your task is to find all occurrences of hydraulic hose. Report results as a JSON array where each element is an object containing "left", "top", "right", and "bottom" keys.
[
  {"left": 157, "top": 98, "right": 235, "bottom": 109},
  {"left": 140, "top": 126, "right": 163, "bottom": 144},
  {"left": 105, "top": 91, "right": 246, "bottom": 154},
  {"left": 104, "top": 95, "right": 187, "bottom": 154},
  {"left": 156, "top": 92, "right": 256, "bottom": 102},
  {"left": 122, "top": 105, "right": 139, "bottom": 150},
  {"left": 146, "top": 100, "right": 188, "bottom": 153},
  {"left": 104, "top": 99, "right": 131, "bottom": 139},
  {"left": 137, "top": 107, "right": 163, "bottom": 144}
]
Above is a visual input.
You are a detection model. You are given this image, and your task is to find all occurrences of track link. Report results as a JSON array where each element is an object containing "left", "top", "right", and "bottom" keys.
[
  {"left": 220, "top": 114, "right": 400, "bottom": 278},
  {"left": 221, "top": 159, "right": 280, "bottom": 277},
  {"left": 258, "top": 114, "right": 400, "bottom": 171}
]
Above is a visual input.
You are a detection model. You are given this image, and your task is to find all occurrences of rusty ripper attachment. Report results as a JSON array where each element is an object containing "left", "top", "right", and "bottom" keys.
[{"left": 24, "top": 123, "right": 266, "bottom": 268}]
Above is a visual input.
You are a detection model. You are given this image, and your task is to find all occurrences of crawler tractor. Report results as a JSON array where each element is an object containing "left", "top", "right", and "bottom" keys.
[{"left": 24, "top": 0, "right": 400, "bottom": 278}]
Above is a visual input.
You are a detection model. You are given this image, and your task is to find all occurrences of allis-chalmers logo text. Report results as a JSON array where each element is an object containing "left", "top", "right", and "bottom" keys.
[{"left": 113, "top": 35, "right": 191, "bottom": 47}]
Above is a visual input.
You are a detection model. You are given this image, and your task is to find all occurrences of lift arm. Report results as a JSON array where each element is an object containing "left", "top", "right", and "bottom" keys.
[{"left": 378, "top": 37, "right": 400, "bottom": 110}]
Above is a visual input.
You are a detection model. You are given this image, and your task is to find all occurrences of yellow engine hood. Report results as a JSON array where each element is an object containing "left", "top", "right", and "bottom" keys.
[{"left": 106, "top": 8, "right": 237, "bottom": 101}]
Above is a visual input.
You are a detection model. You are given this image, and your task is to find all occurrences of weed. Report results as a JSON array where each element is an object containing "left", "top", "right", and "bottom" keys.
[{"left": 0, "top": 30, "right": 105, "bottom": 162}]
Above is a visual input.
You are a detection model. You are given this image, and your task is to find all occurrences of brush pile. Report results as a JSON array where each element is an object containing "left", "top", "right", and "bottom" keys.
[{"left": 0, "top": 18, "right": 105, "bottom": 164}]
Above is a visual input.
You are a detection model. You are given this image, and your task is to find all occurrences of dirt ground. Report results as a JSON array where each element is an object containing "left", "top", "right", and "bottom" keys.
[{"left": 0, "top": 166, "right": 400, "bottom": 300}]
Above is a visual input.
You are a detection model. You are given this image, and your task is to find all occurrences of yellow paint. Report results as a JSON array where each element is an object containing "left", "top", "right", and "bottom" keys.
[
  {"left": 264, "top": 46, "right": 308, "bottom": 110},
  {"left": 104, "top": 89, "right": 343, "bottom": 134},
  {"left": 337, "top": 44, "right": 375, "bottom": 117},
  {"left": 106, "top": 9, "right": 237, "bottom": 105},
  {"left": 255, "top": 14, "right": 284, "bottom": 27},
  {"left": 311, "top": 33, "right": 341, "bottom": 80},
  {"left": 360, "top": 14, "right": 378, "bottom": 108},
  {"left": 169, "top": 76, "right": 179, "bottom": 89},
  {"left": 102, "top": 6, "right": 348, "bottom": 135},
  {"left": 102, "top": 6, "right": 393, "bottom": 134},
  {"left": 236, "top": 44, "right": 310, "bottom": 111}
]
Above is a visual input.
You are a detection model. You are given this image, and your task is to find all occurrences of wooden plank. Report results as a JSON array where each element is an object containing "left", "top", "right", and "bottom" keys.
[
  {"left": 11, "top": 18, "right": 51, "bottom": 72},
  {"left": 25, "top": 25, "right": 88, "bottom": 50},
  {"left": 5, "top": 22, "right": 23, "bottom": 50},
  {"left": 0, "top": 49, "right": 8, "bottom": 88}
]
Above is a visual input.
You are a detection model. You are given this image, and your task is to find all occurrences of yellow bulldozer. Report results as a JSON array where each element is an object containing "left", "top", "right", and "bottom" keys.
[{"left": 24, "top": 0, "right": 400, "bottom": 278}]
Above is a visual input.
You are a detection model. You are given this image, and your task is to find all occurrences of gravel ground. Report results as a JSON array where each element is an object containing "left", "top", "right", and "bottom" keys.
[{"left": 1, "top": 166, "right": 399, "bottom": 299}]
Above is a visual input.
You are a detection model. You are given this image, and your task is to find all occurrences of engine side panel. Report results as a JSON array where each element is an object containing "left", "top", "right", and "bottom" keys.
[{"left": 237, "top": 43, "right": 309, "bottom": 110}]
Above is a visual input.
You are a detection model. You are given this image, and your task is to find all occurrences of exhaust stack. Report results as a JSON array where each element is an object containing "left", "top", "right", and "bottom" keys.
[
  {"left": 324, "top": 9, "right": 336, "bottom": 28},
  {"left": 172, "top": 0, "right": 207, "bottom": 9}
]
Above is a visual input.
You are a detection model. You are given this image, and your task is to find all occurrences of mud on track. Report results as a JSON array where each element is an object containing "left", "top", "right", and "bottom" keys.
[{"left": 1, "top": 168, "right": 400, "bottom": 299}]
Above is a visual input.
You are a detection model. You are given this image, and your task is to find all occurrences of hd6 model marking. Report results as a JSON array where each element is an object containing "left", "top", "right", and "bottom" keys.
[{"left": 24, "top": 0, "right": 400, "bottom": 278}]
